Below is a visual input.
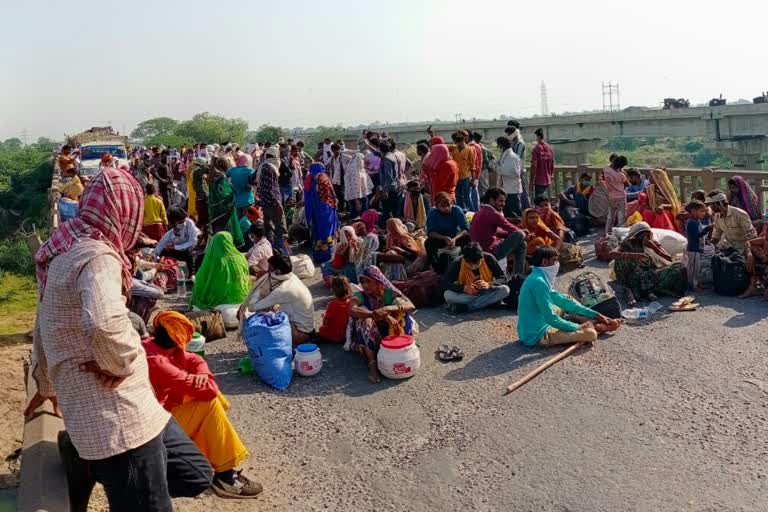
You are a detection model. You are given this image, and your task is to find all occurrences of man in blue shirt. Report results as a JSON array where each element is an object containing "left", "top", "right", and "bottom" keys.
[
  {"left": 517, "top": 246, "right": 615, "bottom": 347},
  {"left": 226, "top": 156, "right": 255, "bottom": 218},
  {"left": 626, "top": 168, "right": 650, "bottom": 202},
  {"left": 425, "top": 192, "right": 470, "bottom": 271}
]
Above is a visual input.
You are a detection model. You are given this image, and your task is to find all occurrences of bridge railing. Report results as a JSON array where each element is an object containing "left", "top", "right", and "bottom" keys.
[{"left": 549, "top": 165, "right": 768, "bottom": 209}]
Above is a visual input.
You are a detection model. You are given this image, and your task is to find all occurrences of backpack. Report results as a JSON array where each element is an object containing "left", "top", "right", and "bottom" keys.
[
  {"left": 393, "top": 270, "right": 444, "bottom": 308},
  {"left": 712, "top": 249, "right": 750, "bottom": 296},
  {"left": 595, "top": 234, "right": 619, "bottom": 262},
  {"left": 588, "top": 183, "right": 610, "bottom": 220},
  {"left": 558, "top": 243, "right": 584, "bottom": 272},
  {"left": 568, "top": 271, "right": 622, "bottom": 319},
  {"left": 504, "top": 274, "right": 526, "bottom": 308}
]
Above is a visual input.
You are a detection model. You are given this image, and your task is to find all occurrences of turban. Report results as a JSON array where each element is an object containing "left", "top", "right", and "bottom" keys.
[{"left": 153, "top": 311, "right": 195, "bottom": 350}]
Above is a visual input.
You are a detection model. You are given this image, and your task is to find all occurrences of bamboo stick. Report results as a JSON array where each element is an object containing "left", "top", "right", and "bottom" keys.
[{"left": 504, "top": 341, "right": 589, "bottom": 395}]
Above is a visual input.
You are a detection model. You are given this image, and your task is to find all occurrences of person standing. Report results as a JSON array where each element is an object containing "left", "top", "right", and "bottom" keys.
[
  {"left": 27, "top": 166, "right": 212, "bottom": 511},
  {"left": 530, "top": 128, "right": 554, "bottom": 198},
  {"left": 345, "top": 145, "right": 373, "bottom": 218},
  {"left": 472, "top": 132, "right": 492, "bottom": 200},
  {"left": 225, "top": 154, "right": 255, "bottom": 219},
  {"left": 507, "top": 121, "right": 531, "bottom": 209},
  {"left": 378, "top": 140, "right": 404, "bottom": 224},
  {"left": 327, "top": 143, "right": 347, "bottom": 213},
  {"left": 495, "top": 136, "right": 524, "bottom": 218},
  {"left": 449, "top": 131, "right": 477, "bottom": 212},
  {"left": 256, "top": 147, "right": 288, "bottom": 245},
  {"left": 603, "top": 155, "right": 629, "bottom": 235},
  {"left": 467, "top": 131, "right": 483, "bottom": 211}
]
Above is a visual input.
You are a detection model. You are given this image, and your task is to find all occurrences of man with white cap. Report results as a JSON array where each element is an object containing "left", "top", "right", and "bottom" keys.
[{"left": 706, "top": 190, "right": 756, "bottom": 255}]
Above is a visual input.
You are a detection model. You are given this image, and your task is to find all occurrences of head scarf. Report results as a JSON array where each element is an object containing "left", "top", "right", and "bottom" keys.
[
  {"left": 422, "top": 143, "right": 450, "bottom": 175},
  {"left": 648, "top": 169, "right": 680, "bottom": 216},
  {"left": 305, "top": 163, "right": 337, "bottom": 209},
  {"left": 361, "top": 209, "right": 379, "bottom": 234},
  {"left": 334, "top": 225, "right": 358, "bottom": 260},
  {"left": 246, "top": 205, "right": 262, "bottom": 222},
  {"left": 627, "top": 221, "right": 652, "bottom": 240},
  {"left": 728, "top": 176, "right": 761, "bottom": 220},
  {"left": 189, "top": 232, "right": 251, "bottom": 310},
  {"left": 351, "top": 230, "right": 380, "bottom": 275},
  {"left": 35, "top": 166, "right": 143, "bottom": 299},
  {"left": 359, "top": 265, "right": 405, "bottom": 299},
  {"left": 236, "top": 153, "right": 253, "bottom": 168},
  {"left": 153, "top": 311, "right": 195, "bottom": 350},
  {"left": 430, "top": 136, "right": 446, "bottom": 145},
  {"left": 522, "top": 208, "right": 546, "bottom": 231},
  {"left": 265, "top": 146, "right": 280, "bottom": 160},
  {"left": 386, "top": 218, "right": 423, "bottom": 254}
]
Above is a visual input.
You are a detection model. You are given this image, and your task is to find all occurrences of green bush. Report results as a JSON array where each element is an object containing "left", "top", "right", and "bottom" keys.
[{"left": 0, "top": 236, "right": 35, "bottom": 275}]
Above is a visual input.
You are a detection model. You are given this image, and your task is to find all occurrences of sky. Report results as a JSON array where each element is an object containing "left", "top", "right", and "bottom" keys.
[{"left": 1, "top": 0, "right": 765, "bottom": 141}]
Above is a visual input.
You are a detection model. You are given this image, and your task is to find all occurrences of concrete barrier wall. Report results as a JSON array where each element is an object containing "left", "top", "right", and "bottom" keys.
[{"left": 18, "top": 156, "right": 70, "bottom": 512}]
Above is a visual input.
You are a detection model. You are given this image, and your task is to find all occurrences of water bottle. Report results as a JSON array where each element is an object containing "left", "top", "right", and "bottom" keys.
[
  {"left": 176, "top": 263, "right": 187, "bottom": 298},
  {"left": 621, "top": 301, "right": 662, "bottom": 320}
]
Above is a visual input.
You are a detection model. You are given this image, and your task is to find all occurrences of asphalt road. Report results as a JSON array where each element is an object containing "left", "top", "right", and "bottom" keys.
[{"left": 170, "top": 242, "right": 768, "bottom": 512}]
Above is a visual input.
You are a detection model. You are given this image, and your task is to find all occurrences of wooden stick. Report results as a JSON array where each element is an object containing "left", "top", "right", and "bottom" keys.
[{"left": 504, "top": 341, "right": 589, "bottom": 395}]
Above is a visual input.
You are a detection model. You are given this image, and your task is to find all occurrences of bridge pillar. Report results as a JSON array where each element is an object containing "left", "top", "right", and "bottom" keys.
[
  {"left": 714, "top": 138, "right": 768, "bottom": 170},
  {"left": 552, "top": 139, "right": 605, "bottom": 166}
]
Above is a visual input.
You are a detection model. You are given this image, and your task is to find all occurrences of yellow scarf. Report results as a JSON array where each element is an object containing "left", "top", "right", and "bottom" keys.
[
  {"left": 404, "top": 194, "right": 427, "bottom": 229},
  {"left": 458, "top": 258, "right": 493, "bottom": 287}
]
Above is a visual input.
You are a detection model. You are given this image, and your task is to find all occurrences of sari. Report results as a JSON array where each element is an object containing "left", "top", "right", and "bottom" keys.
[
  {"left": 538, "top": 206, "right": 566, "bottom": 232},
  {"left": 304, "top": 163, "right": 339, "bottom": 263},
  {"left": 186, "top": 160, "right": 198, "bottom": 220},
  {"left": 321, "top": 225, "right": 360, "bottom": 283},
  {"left": 349, "top": 266, "right": 415, "bottom": 353},
  {"left": 612, "top": 222, "right": 687, "bottom": 299},
  {"left": 190, "top": 232, "right": 251, "bottom": 310},
  {"left": 728, "top": 176, "right": 762, "bottom": 221},
  {"left": 636, "top": 169, "right": 680, "bottom": 231},
  {"left": 208, "top": 175, "right": 244, "bottom": 247}
]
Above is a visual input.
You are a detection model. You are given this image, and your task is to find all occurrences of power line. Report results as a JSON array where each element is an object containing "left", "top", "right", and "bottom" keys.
[
  {"left": 602, "top": 81, "right": 621, "bottom": 112},
  {"left": 540, "top": 81, "right": 549, "bottom": 116}
]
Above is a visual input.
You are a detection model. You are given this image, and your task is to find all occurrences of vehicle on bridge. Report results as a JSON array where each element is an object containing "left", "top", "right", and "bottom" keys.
[
  {"left": 77, "top": 140, "right": 129, "bottom": 178},
  {"left": 663, "top": 98, "right": 690, "bottom": 109},
  {"left": 755, "top": 92, "right": 767, "bottom": 105}
]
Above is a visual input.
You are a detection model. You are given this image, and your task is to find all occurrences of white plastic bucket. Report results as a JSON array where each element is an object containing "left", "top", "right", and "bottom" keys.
[
  {"left": 294, "top": 343, "right": 323, "bottom": 377},
  {"left": 377, "top": 335, "right": 420, "bottom": 380}
]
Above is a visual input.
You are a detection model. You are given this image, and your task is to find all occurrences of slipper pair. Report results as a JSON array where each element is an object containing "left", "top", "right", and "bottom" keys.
[
  {"left": 437, "top": 345, "right": 464, "bottom": 362},
  {"left": 670, "top": 296, "right": 699, "bottom": 312}
]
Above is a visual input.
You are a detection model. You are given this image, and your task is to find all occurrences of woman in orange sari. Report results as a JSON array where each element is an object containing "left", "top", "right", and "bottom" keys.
[
  {"left": 522, "top": 208, "right": 562, "bottom": 256},
  {"left": 627, "top": 169, "right": 680, "bottom": 231}
]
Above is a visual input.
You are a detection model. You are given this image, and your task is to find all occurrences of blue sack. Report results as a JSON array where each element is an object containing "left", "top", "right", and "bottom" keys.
[
  {"left": 59, "top": 198, "right": 78, "bottom": 222},
  {"left": 243, "top": 311, "right": 293, "bottom": 390}
]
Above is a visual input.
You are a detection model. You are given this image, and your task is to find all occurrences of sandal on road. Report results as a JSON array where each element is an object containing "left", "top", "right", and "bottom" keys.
[{"left": 437, "top": 345, "right": 464, "bottom": 362}]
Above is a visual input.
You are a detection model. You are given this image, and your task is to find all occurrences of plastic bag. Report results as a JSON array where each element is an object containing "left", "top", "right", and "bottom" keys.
[
  {"left": 243, "top": 311, "right": 293, "bottom": 390},
  {"left": 290, "top": 254, "right": 316, "bottom": 280}
]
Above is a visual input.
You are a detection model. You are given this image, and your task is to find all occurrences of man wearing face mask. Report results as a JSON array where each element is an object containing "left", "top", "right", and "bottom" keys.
[
  {"left": 153, "top": 207, "right": 202, "bottom": 274},
  {"left": 443, "top": 242, "right": 510, "bottom": 314},
  {"left": 518, "top": 246, "right": 616, "bottom": 347},
  {"left": 559, "top": 172, "right": 594, "bottom": 216}
]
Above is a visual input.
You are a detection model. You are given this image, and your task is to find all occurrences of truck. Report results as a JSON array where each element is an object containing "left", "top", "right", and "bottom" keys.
[{"left": 77, "top": 140, "right": 129, "bottom": 178}]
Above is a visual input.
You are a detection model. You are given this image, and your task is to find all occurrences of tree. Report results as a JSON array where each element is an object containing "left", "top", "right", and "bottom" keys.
[
  {"left": 1, "top": 138, "right": 23, "bottom": 151},
  {"left": 34, "top": 137, "right": 56, "bottom": 151},
  {"left": 130, "top": 117, "right": 179, "bottom": 142},
  {"left": 249, "top": 125, "right": 288, "bottom": 144},
  {"left": 174, "top": 113, "right": 248, "bottom": 145}
]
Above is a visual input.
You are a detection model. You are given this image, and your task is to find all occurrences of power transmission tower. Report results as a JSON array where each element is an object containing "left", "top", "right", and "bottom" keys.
[
  {"left": 540, "top": 81, "right": 549, "bottom": 116},
  {"left": 602, "top": 81, "right": 621, "bottom": 112}
]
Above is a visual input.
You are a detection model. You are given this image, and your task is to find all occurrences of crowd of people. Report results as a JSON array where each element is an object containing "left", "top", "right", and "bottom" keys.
[{"left": 30, "top": 120, "right": 767, "bottom": 509}]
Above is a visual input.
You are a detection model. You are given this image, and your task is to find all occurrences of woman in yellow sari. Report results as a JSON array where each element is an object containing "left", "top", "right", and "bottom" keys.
[
  {"left": 522, "top": 208, "right": 562, "bottom": 256},
  {"left": 143, "top": 311, "right": 262, "bottom": 499}
]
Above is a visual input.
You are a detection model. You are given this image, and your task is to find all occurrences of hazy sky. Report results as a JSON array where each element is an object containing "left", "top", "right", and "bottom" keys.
[{"left": 1, "top": 0, "right": 764, "bottom": 141}]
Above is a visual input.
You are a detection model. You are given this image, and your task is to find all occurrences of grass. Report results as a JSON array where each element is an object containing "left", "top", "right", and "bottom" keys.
[{"left": 0, "top": 273, "right": 37, "bottom": 342}]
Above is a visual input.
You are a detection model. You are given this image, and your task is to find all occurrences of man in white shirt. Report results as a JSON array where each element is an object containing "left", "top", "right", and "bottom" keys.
[
  {"left": 152, "top": 207, "right": 202, "bottom": 273},
  {"left": 245, "top": 253, "right": 315, "bottom": 345},
  {"left": 494, "top": 136, "right": 524, "bottom": 217}
]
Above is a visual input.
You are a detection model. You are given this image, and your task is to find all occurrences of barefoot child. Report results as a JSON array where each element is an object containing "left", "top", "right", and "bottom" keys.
[
  {"left": 318, "top": 276, "right": 352, "bottom": 343},
  {"left": 684, "top": 200, "right": 711, "bottom": 291}
]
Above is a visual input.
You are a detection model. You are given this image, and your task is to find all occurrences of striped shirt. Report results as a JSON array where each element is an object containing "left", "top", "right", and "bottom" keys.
[{"left": 32, "top": 239, "right": 169, "bottom": 460}]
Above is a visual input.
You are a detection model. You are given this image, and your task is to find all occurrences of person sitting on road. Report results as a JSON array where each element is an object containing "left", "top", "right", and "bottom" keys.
[
  {"left": 443, "top": 242, "right": 510, "bottom": 314},
  {"left": 518, "top": 246, "right": 618, "bottom": 347},
  {"left": 559, "top": 172, "right": 594, "bottom": 216},
  {"left": 706, "top": 190, "right": 757, "bottom": 256},
  {"left": 521, "top": 207, "right": 561, "bottom": 257},
  {"left": 425, "top": 192, "right": 470, "bottom": 271},
  {"left": 534, "top": 196, "right": 573, "bottom": 242},
  {"left": 143, "top": 311, "right": 262, "bottom": 499},
  {"left": 190, "top": 231, "right": 251, "bottom": 310},
  {"left": 741, "top": 222, "right": 768, "bottom": 299},
  {"left": 469, "top": 188, "right": 527, "bottom": 274},
  {"left": 348, "top": 266, "right": 416, "bottom": 384},
  {"left": 317, "top": 276, "right": 353, "bottom": 343},
  {"left": 245, "top": 220, "right": 273, "bottom": 278},
  {"left": 243, "top": 253, "right": 316, "bottom": 345},
  {"left": 153, "top": 206, "right": 201, "bottom": 274}
]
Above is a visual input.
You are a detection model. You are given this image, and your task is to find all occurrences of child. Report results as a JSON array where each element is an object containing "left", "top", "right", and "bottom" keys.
[
  {"left": 603, "top": 155, "right": 629, "bottom": 235},
  {"left": 685, "top": 200, "right": 710, "bottom": 291},
  {"left": 317, "top": 276, "right": 352, "bottom": 343},
  {"left": 142, "top": 183, "right": 168, "bottom": 241},
  {"left": 284, "top": 197, "right": 297, "bottom": 227},
  {"left": 690, "top": 190, "right": 713, "bottom": 226}
]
